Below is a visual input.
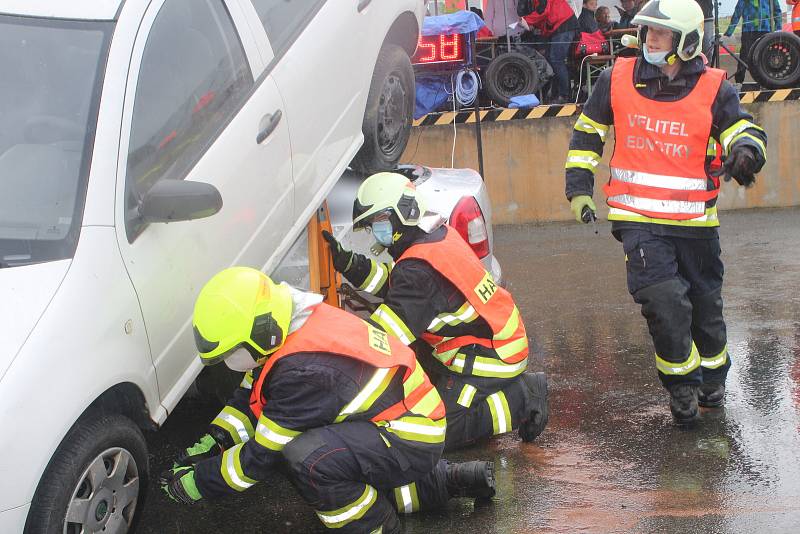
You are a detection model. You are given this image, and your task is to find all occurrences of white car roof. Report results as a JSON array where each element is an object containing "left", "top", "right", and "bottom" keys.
[{"left": 0, "top": 0, "right": 122, "bottom": 20}]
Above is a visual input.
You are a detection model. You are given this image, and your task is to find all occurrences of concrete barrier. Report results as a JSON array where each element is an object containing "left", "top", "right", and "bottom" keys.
[{"left": 402, "top": 91, "right": 800, "bottom": 224}]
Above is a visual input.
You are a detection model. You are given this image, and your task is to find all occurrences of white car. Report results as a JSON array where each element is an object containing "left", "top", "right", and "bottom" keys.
[{"left": 0, "top": 0, "right": 423, "bottom": 532}]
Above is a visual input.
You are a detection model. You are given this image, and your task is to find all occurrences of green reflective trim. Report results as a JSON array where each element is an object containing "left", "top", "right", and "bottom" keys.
[
  {"left": 358, "top": 260, "right": 390, "bottom": 294},
  {"left": 220, "top": 444, "right": 255, "bottom": 492},
  {"left": 457, "top": 384, "right": 477, "bottom": 408},
  {"left": 720, "top": 119, "right": 764, "bottom": 153},
  {"left": 316, "top": 485, "right": 377, "bottom": 528},
  {"left": 409, "top": 387, "right": 443, "bottom": 417},
  {"left": 427, "top": 302, "right": 478, "bottom": 333},
  {"left": 495, "top": 307, "right": 520, "bottom": 341},
  {"left": 371, "top": 304, "right": 415, "bottom": 345},
  {"left": 471, "top": 355, "right": 528, "bottom": 378},
  {"left": 700, "top": 345, "right": 728, "bottom": 369},
  {"left": 233, "top": 444, "right": 258, "bottom": 486},
  {"left": 565, "top": 149, "right": 602, "bottom": 171},
  {"left": 255, "top": 415, "right": 301, "bottom": 451},
  {"left": 211, "top": 406, "right": 255, "bottom": 445},
  {"left": 655, "top": 344, "right": 701, "bottom": 375},
  {"left": 336, "top": 367, "right": 398, "bottom": 423},
  {"left": 240, "top": 370, "right": 254, "bottom": 389},
  {"left": 386, "top": 416, "right": 447, "bottom": 444},
  {"left": 574, "top": 112, "right": 609, "bottom": 140},
  {"left": 402, "top": 365, "right": 426, "bottom": 401},
  {"left": 487, "top": 391, "right": 512, "bottom": 435},
  {"left": 393, "top": 482, "right": 420, "bottom": 514},
  {"left": 495, "top": 337, "right": 529, "bottom": 360},
  {"left": 447, "top": 352, "right": 466, "bottom": 373},
  {"left": 608, "top": 206, "right": 719, "bottom": 227}
]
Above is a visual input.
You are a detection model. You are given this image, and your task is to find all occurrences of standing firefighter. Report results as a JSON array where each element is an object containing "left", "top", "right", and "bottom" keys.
[
  {"left": 323, "top": 172, "right": 548, "bottom": 450},
  {"left": 161, "top": 267, "right": 495, "bottom": 533},
  {"left": 565, "top": 0, "right": 767, "bottom": 424}
]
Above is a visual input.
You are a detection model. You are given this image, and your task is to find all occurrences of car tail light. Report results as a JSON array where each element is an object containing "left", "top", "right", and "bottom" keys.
[{"left": 450, "top": 196, "right": 489, "bottom": 259}]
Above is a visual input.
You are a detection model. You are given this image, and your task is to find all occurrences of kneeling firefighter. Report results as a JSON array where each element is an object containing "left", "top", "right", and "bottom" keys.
[
  {"left": 161, "top": 267, "right": 495, "bottom": 533},
  {"left": 564, "top": 0, "right": 767, "bottom": 423},
  {"left": 323, "top": 172, "right": 549, "bottom": 450}
]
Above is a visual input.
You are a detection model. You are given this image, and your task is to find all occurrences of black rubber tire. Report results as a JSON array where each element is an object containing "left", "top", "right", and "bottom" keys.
[
  {"left": 749, "top": 31, "right": 800, "bottom": 89},
  {"left": 351, "top": 44, "right": 414, "bottom": 174},
  {"left": 24, "top": 413, "right": 149, "bottom": 534},
  {"left": 483, "top": 52, "right": 540, "bottom": 107}
]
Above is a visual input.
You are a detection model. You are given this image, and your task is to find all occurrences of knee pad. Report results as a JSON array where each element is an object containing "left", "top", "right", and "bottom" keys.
[
  {"left": 690, "top": 289, "right": 727, "bottom": 355},
  {"left": 281, "top": 428, "right": 326, "bottom": 474}
]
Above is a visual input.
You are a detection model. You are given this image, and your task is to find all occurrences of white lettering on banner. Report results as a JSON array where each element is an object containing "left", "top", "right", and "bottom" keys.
[
  {"left": 626, "top": 114, "right": 689, "bottom": 137},
  {"left": 625, "top": 135, "right": 691, "bottom": 158}
]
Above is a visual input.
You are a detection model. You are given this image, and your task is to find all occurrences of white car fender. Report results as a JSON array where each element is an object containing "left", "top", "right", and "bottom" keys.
[{"left": 0, "top": 227, "right": 158, "bottom": 511}]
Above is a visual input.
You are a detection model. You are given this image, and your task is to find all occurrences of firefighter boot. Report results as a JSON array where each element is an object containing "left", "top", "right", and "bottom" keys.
[
  {"left": 519, "top": 372, "right": 549, "bottom": 442},
  {"left": 698, "top": 382, "right": 726, "bottom": 408},
  {"left": 668, "top": 383, "right": 699, "bottom": 425},
  {"left": 446, "top": 461, "right": 496, "bottom": 499}
]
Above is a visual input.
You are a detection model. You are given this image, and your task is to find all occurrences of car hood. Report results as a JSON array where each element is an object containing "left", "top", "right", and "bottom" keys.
[{"left": 0, "top": 260, "right": 70, "bottom": 382}]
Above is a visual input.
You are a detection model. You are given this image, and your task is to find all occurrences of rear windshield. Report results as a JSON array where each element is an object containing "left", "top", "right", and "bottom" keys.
[{"left": 0, "top": 15, "right": 112, "bottom": 267}]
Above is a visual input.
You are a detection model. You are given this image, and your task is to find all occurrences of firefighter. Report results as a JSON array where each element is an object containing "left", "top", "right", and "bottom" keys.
[
  {"left": 789, "top": 0, "right": 800, "bottom": 35},
  {"left": 564, "top": 0, "right": 767, "bottom": 424},
  {"left": 322, "top": 172, "right": 549, "bottom": 450},
  {"left": 160, "top": 267, "right": 495, "bottom": 533}
]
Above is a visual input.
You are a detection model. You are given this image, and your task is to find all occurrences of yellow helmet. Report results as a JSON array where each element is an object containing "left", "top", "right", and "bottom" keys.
[
  {"left": 192, "top": 267, "right": 292, "bottom": 366},
  {"left": 352, "top": 172, "right": 426, "bottom": 230}
]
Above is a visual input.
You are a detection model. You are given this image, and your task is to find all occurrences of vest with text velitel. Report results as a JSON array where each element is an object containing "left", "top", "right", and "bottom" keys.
[
  {"left": 249, "top": 303, "right": 444, "bottom": 424},
  {"left": 603, "top": 57, "right": 725, "bottom": 226},
  {"left": 398, "top": 226, "right": 528, "bottom": 376}
]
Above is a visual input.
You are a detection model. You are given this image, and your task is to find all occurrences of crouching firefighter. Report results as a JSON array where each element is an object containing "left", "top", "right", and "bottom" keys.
[
  {"left": 322, "top": 172, "right": 549, "bottom": 450},
  {"left": 564, "top": 0, "right": 767, "bottom": 424},
  {"left": 160, "top": 267, "right": 495, "bottom": 533}
]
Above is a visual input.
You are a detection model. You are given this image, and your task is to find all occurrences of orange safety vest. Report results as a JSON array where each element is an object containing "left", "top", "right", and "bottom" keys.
[
  {"left": 791, "top": 0, "right": 800, "bottom": 32},
  {"left": 603, "top": 57, "right": 725, "bottom": 222},
  {"left": 249, "top": 303, "right": 445, "bottom": 423},
  {"left": 398, "top": 226, "right": 528, "bottom": 366}
]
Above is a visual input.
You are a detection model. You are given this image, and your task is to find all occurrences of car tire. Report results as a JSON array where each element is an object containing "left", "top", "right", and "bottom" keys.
[
  {"left": 749, "top": 31, "right": 800, "bottom": 89},
  {"left": 484, "top": 52, "right": 540, "bottom": 107},
  {"left": 24, "top": 413, "right": 148, "bottom": 534},
  {"left": 351, "top": 43, "right": 415, "bottom": 175}
]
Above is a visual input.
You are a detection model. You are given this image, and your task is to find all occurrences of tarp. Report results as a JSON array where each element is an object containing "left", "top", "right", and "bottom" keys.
[
  {"left": 415, "top": 75, "right": 452, "bottom": 119},
  {"left": 421, "top": 11, "right": 485, "bottom": 36}
]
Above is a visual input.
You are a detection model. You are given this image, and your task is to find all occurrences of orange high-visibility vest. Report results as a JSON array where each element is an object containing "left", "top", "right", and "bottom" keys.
[
  {"left": 790, "top": 0, "right": 800, "bottom": 32},
  {"left": 603, "top": 57, "right": 725, "bottom": 221},
  {"left": 398, "top": 226, "right": 528, "bottom": 366},
  {"left": 249, "top": 303, "right": 444, "bottom": 423}
]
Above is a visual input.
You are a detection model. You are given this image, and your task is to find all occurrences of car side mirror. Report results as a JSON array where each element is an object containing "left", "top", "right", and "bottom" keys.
[{"left": 138, "top": 179, "right": 222, "bottom": 224}]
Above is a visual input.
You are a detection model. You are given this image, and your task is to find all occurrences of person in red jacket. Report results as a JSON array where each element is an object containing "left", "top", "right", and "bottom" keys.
[
  {"left": 789, "top": 0, "right": 800, "bottom": 35},
  {"left": 520, "top": 0, "right": 580, "bottom": 103}
]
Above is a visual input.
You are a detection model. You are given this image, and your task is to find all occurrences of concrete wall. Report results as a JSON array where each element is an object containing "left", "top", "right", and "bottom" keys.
[{"left": 401, "top": 98, "right": 800, "bottom": 224}]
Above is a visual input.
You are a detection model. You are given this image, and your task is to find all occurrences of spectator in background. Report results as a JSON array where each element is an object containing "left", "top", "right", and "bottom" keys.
[
  {"left": 596, "top": 6, "right": 615, "bottom": 33},
  {"left": 789, "top": 0, "right": 800, "bottom": 36},
  {"left": 694, "top": 0, "right": 715, "bottom": 59},
  {"left": 579, "top": 0, "right": 600, "bottom": 33},
  {"left": 519, "top": 0, "right": 580, "bottom": 103},
  {"left": 616, "top": 0, "right": 641, "bottom": 28},
  {"left": 725, "top": 0, "right": 783, "bottom": 83}
]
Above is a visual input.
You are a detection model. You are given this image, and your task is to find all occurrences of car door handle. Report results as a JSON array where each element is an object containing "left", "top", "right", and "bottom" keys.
[
  {"left": 256, "top": 110, "right": 282, "bottom": 144},
  {"left": 357, "top": 0, "right": 371, "bottom": 12}
]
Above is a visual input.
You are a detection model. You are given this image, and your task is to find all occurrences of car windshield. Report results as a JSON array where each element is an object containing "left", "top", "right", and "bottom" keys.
[{"left": 0, "top": 15, "right": 112, "bottom": 267}]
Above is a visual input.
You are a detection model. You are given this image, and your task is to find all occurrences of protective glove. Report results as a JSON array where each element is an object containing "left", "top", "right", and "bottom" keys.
[
  {"left": 160, "top": 466, "right": 202, "bottom": 505},
  {"left": 570, "top": 195, "right": 597, "bottom": 223},
  {"left": 322, "top": 230, "right": 354, "bottom": 273},
  {"left": 174, "top": 434, "right": 222, "bottom": 468},
  {"left": 713, "top": 145, "right": 757, "bottom": 188}
]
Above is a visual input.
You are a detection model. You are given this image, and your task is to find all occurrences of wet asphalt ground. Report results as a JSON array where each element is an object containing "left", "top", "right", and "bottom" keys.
[{"left": 138, "top": 207, "right": 800, "bottom": 533}]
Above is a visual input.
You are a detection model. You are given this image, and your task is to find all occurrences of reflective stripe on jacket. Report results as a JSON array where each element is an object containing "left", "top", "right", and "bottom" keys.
[
  {"left": 398, "top": 226, "right": 528, "bottom": 374},
  {"left": 603, "top": 57, "right": 725, "bottom": 225},
  {"left": 249, "top": 303, "right": 445, "bottom": 427}
]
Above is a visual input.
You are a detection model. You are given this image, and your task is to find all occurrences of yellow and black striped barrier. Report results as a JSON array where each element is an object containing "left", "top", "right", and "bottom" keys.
[{"left": 412, "top": 88, "right": 800, "bottom": 127}]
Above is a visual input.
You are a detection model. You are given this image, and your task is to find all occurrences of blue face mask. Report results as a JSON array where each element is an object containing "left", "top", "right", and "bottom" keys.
[
  {"left": 643, "top": 45, "right": 670, "bottom": 67},
  {"left": 371, "top": 220, "right": 394, "bottom": 247}
]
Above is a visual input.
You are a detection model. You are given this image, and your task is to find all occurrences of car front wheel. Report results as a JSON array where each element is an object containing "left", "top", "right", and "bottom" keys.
[
  {"left": 351, "top": 43, "right": 415, "bottom": 175},
  {"left": 24, "top": 413, "right": 148, "bottom": 534}
]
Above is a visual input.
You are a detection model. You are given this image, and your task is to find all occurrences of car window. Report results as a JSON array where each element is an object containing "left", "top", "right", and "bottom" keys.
[
  {"left": 249, "top": 0, "right": 325, "bottom": 57},
  {"left": 126, "top": 0, "right": 253, "bottom": 238}
]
